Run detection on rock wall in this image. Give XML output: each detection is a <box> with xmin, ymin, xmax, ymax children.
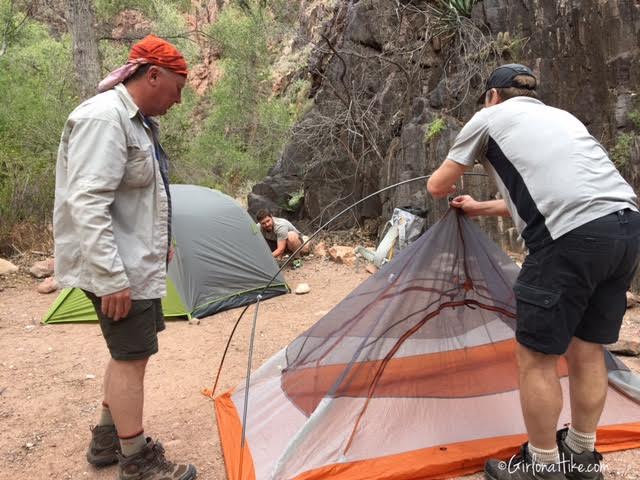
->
<box><xmin>250</xmin><ymin>0</ymin><xmax>640</xmax><ymax>255</ymax></box>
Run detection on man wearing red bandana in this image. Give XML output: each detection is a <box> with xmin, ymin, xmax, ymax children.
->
<box><xmin>54</xmin><ymin>35</ymin><xmax>196</xmax><ymax>480</ymax></box>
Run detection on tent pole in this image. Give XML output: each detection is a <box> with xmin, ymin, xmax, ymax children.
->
<box><xmin>238</xmin><ymin>294</ymin><xmax>262</xmax><ymax>480</ymax></box>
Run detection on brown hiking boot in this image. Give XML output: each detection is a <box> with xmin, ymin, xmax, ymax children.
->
<box><xmin>118</xmin><ymin>438</ymin><xmax>197</xmax><ymax>480</ymax></box>
<box><xmin>485</xmin><ymin>443</ymin><xmax>567</xmax><ymax>480</ymax></box>
<box><xmin>557</xmin><ymin>428</ymin><xmax>605</xmax><ymax>480</ymax></box>
<box><xmin>87</xmin><ymin>424</ymin><xmax>119</xmax><ymax>467</ymax></box>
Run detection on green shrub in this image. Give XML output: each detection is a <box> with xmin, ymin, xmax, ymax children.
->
<box><xmin>424</xmin><ymin>117</ymin><xmax>447</xmax><ymax>143</ymax></box>
<box><xmin>442</xmin><ymin>0</ymin><xmax>478</xmax><ymax>17</ymax></box>
<box><xmin>184</xmin><ymin>4</ymin><xmax>296</xmax><ymax>194</ymax></box>
<box><xmin>629</xmin><ymin>109</ymin><xmax>640</xmax><ymax>130</ymax></box>
<box><xmin>611</xmin><ymin>132</ymin><xmax>635</xmax><ymax>169</ymax></box>
<box><xmin>0</xmin><ymin>20</ymin><xmax>77</xmax><ymax>247</ymax></box>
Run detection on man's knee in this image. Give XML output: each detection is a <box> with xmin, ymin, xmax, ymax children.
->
<box><xmin>286</xmin><ymin>231</ymin><xmax>302</xmax><ymax>250</ymax></box>
<box><xmin>516</xmin><ymin>343</ymin><xmax>559</xmax><ymax>372</ymax></box>
<box><xmin>110</xmin><ymin>357</ymin><xmax>149</xmax><ymax>379</ymax></box>
<box><xmin>565</xmin><ymin>337</ymin><xmax>605</xmax><ymax>370</ymax></box>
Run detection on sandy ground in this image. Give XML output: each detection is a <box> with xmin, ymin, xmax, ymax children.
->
<box><xmin>0</xmin><ymin>256</ymin><xmax>639</xmax><ymax>480</ymax></box>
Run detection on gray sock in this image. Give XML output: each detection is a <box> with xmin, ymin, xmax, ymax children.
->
<box><xmin>566</xmin><ymin>427</ymin><xmax>596</xmax><ymax>453</ymax></box>
<box><xmin>119</xmin><ymin>431</ymin><xmax>146</xmax><ymax>457</ymax></box>
<box><xmin>98</xmin><ymin>402</ymin><xmax>114</xmax><ymax>426</ymax></box>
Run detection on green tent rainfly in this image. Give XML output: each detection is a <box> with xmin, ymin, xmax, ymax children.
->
<box><xmin>43</xmin><ymin>184</ymin><xmax>289</xmax><ymax>324</ymax></box>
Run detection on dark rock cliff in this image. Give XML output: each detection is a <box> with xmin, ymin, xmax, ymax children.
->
<box><xmin>249</xmin><ymin>0</ymin><xmax>640</xmax><ymax>254</ymax></box>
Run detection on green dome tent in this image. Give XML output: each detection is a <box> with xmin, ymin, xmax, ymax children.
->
<box><xmin>43</xmin><ymin>185</ymin><xmax>289</xmax><ymax>324</ymax></box>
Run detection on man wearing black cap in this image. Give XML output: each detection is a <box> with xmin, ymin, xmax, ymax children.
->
<box><xmin>427</xmin><ymin>64</ymin><xmax>640</xmax><ymax>480</ymax></box>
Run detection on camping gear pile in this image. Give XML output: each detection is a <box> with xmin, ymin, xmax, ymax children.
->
<box><xmin>356</xmin><ymin>206</ymin><xmax>427</xmax><ymax>267</ymax></box>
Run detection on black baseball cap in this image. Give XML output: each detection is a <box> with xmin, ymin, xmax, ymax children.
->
<box><xmin>478</xmin><ymin>63</ymin><xmax>537</xmax><ymax>104</ymax></box>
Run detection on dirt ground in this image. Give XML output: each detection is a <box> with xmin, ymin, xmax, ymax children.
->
<box><xmin>0</xmin><ymin>256</ymin><xmax>639</xmax><ymax>480</ymax></box>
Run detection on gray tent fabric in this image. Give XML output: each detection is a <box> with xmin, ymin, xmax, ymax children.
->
<box><xmin>169</xmin><ymin>185</ymin><xmax>288</xmax><ymax>318</ymax></box>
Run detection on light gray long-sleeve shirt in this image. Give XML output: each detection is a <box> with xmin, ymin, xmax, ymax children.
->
<box><xmin>53</xmin><ymin>83</ymin><xmax>170</xmax><ymax>299</ymax></box>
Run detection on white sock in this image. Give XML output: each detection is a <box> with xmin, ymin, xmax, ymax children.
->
<box><xmin>566</xmin><ymin>427</ymin><xmax>596</xmax><ymax>453</ymax></box>
<box><xmin>529</xmin><ymin>443</ymin><xmax>560</xmax><ymax>465</ymax></box>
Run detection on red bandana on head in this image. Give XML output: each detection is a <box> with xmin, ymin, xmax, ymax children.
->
<box><xmin>97</xmin><ymin>35</ymin><xmax>188</xmax><ymax>93</ymax></box>
<box><xmin>128</xmin><ymin>34</ymin><xmax>188</xmax><ymax>76</ymax></box>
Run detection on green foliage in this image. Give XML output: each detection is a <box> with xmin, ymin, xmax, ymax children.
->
<box><xmin>424</xmin><ymin>117</ymin><xmax>447</xmax><ymax>143</ymax></box>
<box><xmin>611</xmin><ymin>133</ymin><xmax>635</xmax><ymax>169</ymax></box>
<box><xmin>493</xmin><ymin>31</ymin><xmax>529</xmax><ymax>63</ymax></box>
<box><xmin>441</xmin><ymin>0</ymin><xmax>478</xmax><ymax>17</ymax></box>
<box><xmin>161</xmin><ymin>85</ymin><xmax>197</xmax><ymax>169</ymax></box>
<box><xmin>0</xmin><ymin>18</ymin><xmax>77</xmax><ymax>245</ymax></box>
<box><xmin>98</xmin><ymin>0</ymin><xmax>199</xmax><ymax>73</ymax></box>
<box><xmin>286</xmin><ymin>189</ymin><xmax>304</xmax><ymax>211</ymax></box>
<box><xmin>629</xmin><ymin>109</ymin><xmax>640</xmax><ymax>130</ymax></box>
<box><xmin>0</xmin><ymin>0</ymin><xmax>307</xmax><ymax>249</ymax></box>
<box><xmin>94</xmin><ymin>0</ymin><xmax>190</xmax><ymax>22</ymax></box>
<box><xmin>427</xmin><ymin>0</ymin><xmax>480</xmax><ymax>38</ymax></box>
<box><xmin>181</xmin><ymin>3</ymin><xmax>296</xmax><ymax>193</ymax></box>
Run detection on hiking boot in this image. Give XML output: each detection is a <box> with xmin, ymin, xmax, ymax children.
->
<box><xmin>87</xmin><ymin>424</ymin><xmax>119</xmax><ymax>467</ymax></box>
<box><xmin>485</xmin><ymin>443</ymin><xmax>567</xmax><ymax>480</ymax></box>
<box><xmin>118</xmin><ymin>438</ymin><xmax>197</xmax><ymax>480</ymax></box>
<box><xmin>557</xmin><ymin>428</ymin><xmax>604</xmax><ymax>480</ymax></box>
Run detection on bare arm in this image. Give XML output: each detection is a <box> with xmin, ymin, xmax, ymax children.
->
<box><xmin>272</xmin><ymin>239</ymin><xmax>287</xmax><ymax>258</ymax></box>
<box><xmin>450</xmin><ymin>195</ymin><xmax>510</xmax><ymax>217</ymax></box>
<box><xmin>427</xmin><ymin>159</ymin><xmax>469</xmax><ymax>198</ymax></box>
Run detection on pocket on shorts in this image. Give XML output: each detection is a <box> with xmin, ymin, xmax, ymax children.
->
<box><xmin>514</xmin><ymin>282</ymin><xmax>560</xmax><ymax>310</ymax></box>
<box><xmin>124</xmin><ymin>299</ymin><xmax>154</xmax><ymax>319</ymax></box>
<box><xmin>514</xmin><ymin>281</ymin><xmax>564</xmax><ymax>353</ymax></box>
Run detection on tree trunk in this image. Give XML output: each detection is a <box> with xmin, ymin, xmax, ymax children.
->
<box><xmin>65</xmin><ymin>0</ymin><xmax>101</xmax><ymax>100</ymax></box>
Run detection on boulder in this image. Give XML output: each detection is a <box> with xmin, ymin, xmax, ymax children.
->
<box><xmin>0</xmin><ymin>259</ymin><xmax>18</xmax><ymax>276</ymax></box>
<box><xmin>608</xmin><ymin>338</ymin><xmax>640</xmax><ymax>357</ymax></box>
<box><xmin>294</xmin><ymin>283</ymin><xmax>311</xmax><ymax>295</ymax></box>
<box><xmin>37</xmin><ymin>277</ymin><xmax>59</xmax><ymax>294</ymax></box>
<box><xmin>29</xmin><ymin>258</ymin><xmax>55</xmax><ymax>278</ymax></box>
<box><xmin>626</xmin><ymin>291</ymin><xmax>639</xmax><ymax>308</ymax></box>
<box><xmin>313</xmin><ymin>241</ymin><xmax>328</xmax><ymax>258</ymax></box>
<box><xmin>328</xmin><ymin>246</ymin><xmax>355</xmax><ymax>267</ymax></box>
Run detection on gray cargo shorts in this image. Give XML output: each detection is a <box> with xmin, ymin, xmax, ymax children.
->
<box><xmin>83</xmin><ymin>290</ymin><xmax>166</xmax><ymax>361</ymax></box>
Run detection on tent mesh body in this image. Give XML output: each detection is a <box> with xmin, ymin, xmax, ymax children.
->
<box><xmin>215</xmin><ymin>210</ymin><xmax>640</xmax><ymax>480</ymax></box>
<box><xmin>43</xmin><ymin>184</ymin><xmax>288</xmax><ymax>323</ymax></box>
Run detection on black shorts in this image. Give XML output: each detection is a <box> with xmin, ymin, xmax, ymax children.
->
<box><xmin>515</xmin><ymin>209</ymin><xmax>640</xmax><ymax>355</ymax></box>
<box><xmin>84</xmin><ymin>291</ymin><xmax>166</xmax><ymax>361</ymax></box>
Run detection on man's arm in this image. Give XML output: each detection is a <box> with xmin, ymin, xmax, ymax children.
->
<box><xmin>66</xmin><ymin>117</ymin><xmax>132</xmax><ymax>320</ymax></box>
<box><xmin>272</xmin><ymin>239</ymin><xmax>287</xmax><ymax>258</ymax></box>
<box><xmin>427</xmin><ymin>159</ymin><xmax>469</xmax><ymax>198</ymax></box>
<box><xmin>450</xmin><ymin>195</ymin><xmax>511</xmax><ymax>217</ymax></box>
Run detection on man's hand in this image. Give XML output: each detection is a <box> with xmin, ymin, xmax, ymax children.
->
<box><xmin>101</xmin><ymin>287</ymin><xmax>132</xmax><ymax>321</ymax></box>
<box><xmin>450</xmin><ymin>196</ymin><xmax>510</xmax><ymax>217</ymax></box>
<box><xmin>450</xmin><ymin>195</ymin><xmax>482</xmax><ymax>216</ymax></box>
